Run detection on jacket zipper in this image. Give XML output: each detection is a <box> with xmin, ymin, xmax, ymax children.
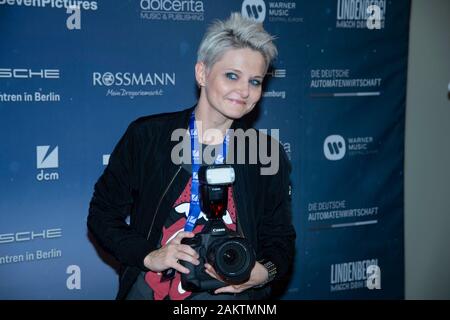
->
<box><xmin>146</xmin><ymin>165</ymin><xmax>182</xmax><ymax>240</ymax></box>
<box><xmin>231</xmin><ymin>186</ymin><xmax>244</xmax><ymax>237</ymax></box>
<box><xmin>120</xmin><ymin>167</ymin><xmax>182</xmax><ymax>287</ymax></box>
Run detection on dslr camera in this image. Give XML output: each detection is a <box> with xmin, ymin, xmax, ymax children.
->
<box><xmin>180</xmin><ymin>165</ymin><xmax>256</xmax><ymax>292</ymax></box>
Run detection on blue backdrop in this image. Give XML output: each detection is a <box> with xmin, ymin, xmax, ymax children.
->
<box><xmin>0</xmin><ymin>0</ymin><xmax>409</xmax><ymax>299</ymax></box>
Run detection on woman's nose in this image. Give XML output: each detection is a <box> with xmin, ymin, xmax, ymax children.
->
<box><xmin>237</xmin><ymin>80</ymin><xmax>250</xmax><ymax>98</ymax></box>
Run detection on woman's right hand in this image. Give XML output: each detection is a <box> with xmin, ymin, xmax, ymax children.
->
<box><xmin>143</xmin><ymin>231</ymin><xmax>200</xmax><ymax>274</ymax></box>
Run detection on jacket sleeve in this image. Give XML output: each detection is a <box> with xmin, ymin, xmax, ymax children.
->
<box><xmin>257</xmin><ymin>144</ymin><xmax>296</xmax><ymax>281</ymax></box>
<box><xmin>87</xmin><ymin>121</ymin><xmax>152</xmax><ymax>271</ymax></box>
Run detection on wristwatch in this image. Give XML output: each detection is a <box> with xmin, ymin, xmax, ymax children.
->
<box><xmin>255</xmin><ymin>259</ymin><xmax>277</xmax><ymax>288</ymax></box>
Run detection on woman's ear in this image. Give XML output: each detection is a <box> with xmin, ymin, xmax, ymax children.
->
<box><xmin>195</xmin><ymin>61</ymin><xmax>206</xmax><ymax>87</ymax></box>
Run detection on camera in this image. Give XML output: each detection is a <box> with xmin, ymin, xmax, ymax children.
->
<box><xmin>180</xmin><ymin>165</ymin><xmax>256</xmax><ymax>292</ymax></box>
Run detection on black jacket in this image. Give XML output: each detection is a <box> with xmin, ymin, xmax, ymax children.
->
<box><xmin>87</xmin><ymin>106</ymin><xmax>296</xmax><ymax>299</ymax></box>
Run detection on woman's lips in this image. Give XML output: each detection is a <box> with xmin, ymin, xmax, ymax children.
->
<box><xmin>227</xmin><ymin>98</ymin><xmax>246</xmax><ymax>105</ymax></box>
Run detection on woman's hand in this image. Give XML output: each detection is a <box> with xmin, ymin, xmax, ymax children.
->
<box><xmin>143</xmin><ymin>231</ymin><xmax>200</xmax><ymax>274</ymax></box>
<box><xmin>204</xmin><ymin>261</ymin><xmax>269</xmax><ymax>294</ymax></box>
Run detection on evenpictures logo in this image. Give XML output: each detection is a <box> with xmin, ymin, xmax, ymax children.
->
<box><xmin>36</xmin><ymin>145</ymin><xmax>59</xmax><ymax>181</ymax></box>
<box><xmin>0</xmin><ymin>0</ymin><xmax>97</xmax><ymax>10</ymax></box>
<box><xmin>0</xmin><ymin>0</ymin><xmax>98</xmax><ymax>29</ymax></box>
<box><xmin>324</xmin><ymin>135</ymin><xmax>346</xmax><ymax>160</ymax></box>
<box><xmin>140</xmin><ymin>0</ymin><xmax>205</xmax><ymax>21</ymax></box>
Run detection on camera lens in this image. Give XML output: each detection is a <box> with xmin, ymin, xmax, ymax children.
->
<box><xmin>219</xmin><ymin>244</ymin><xmax>244</xmax><ymax>273</ymax></box>
<box><xmin>207</xmin><ymin>237</ymin><xmax>255</xmax><ymax>284</ymax></box>
<box><xmin>223</xmin><ymin>248</ymin><xmax>238</xmax><ymax>266</ymax></box>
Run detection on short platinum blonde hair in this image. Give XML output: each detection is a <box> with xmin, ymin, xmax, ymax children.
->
<box><xmin>197</xmin><ymin>13</ymin><xmax>277</xmax><ymax>70</ymax></box>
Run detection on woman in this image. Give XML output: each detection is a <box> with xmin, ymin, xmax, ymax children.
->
<box><xmin>88</xmin><ymin>12</ymin><xmax>296</xmax><ymax>300</ymax></box>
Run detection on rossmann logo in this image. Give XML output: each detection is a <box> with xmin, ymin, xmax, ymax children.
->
<box><xmin>36</xmin><ymin>145</ymin><xmax>59</xmax><ymax>181</ymax></box>
<box><xmin>0</xmin><ymin>68</ymin><xmax>60</xmax><ymax>79</ymax></box>
<box><xmin>92</xmin><ymin>72</ymin><xmax>175</xmax><ymax>87</ymax></box>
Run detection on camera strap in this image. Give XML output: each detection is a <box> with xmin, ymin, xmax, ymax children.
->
<box><xmin>184</xmin><ymin>111</ymin><xmax>230</xmax><ymax>232</ymax></box>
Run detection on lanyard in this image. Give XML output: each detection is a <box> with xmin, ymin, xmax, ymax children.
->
<box><xmin>184</xmin><ymin>111</ymin><xmax>229</xmax><ymax>232</ymax></box>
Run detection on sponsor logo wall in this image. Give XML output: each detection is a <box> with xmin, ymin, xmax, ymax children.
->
<box><xmin>0</xmin><ymin>0</ymin><xmax>409</xmax><ymax>299</ymax></box>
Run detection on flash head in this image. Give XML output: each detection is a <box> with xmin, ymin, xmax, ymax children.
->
<box><xmin>198</xmin><ymin>165</ymin><xmax>235</xmax><ymax>186</ymax></box>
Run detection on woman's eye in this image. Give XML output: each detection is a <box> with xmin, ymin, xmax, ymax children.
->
<box><xmin>225</xmin><ymin>72</ymin><xmax>238</xmax><ymax>80</ymax></box>
<box><xmin>250</xmin><ymin>79</ymin><xmax>262</xmax><ymax>87</ymax></box>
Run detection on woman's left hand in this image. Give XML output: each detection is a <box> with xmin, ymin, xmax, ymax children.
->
<box><xmin>204</xmin><ymin>261</ymin><xmax>269</xmax><ymax>294</ymax></box>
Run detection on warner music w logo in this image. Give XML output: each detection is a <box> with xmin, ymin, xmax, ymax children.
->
<box><xmin>324</xmin><ymin>135</ymin><xmax>346</xmax><ymax>160</ymax></box>
<box><xmin>36</xmin><ymin>146</ymin><xmax>59</xmax><ymax>181</ymax></box>
<box><xmin>242</xmin><ymin>0</ymin><xmax>266</xmax><ymax>23</ymax></box>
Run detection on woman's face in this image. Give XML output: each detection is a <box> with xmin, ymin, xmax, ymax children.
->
<box><xmin>196</xmin><ymin>47</ymin><xmax>266</xmax><ymax>121</ymax></box>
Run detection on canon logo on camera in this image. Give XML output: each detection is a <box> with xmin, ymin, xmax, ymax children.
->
<box><xmin>212</xmin><ymin>228</ymin><xmax>226</xmax><ymax>233</ymax></box>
